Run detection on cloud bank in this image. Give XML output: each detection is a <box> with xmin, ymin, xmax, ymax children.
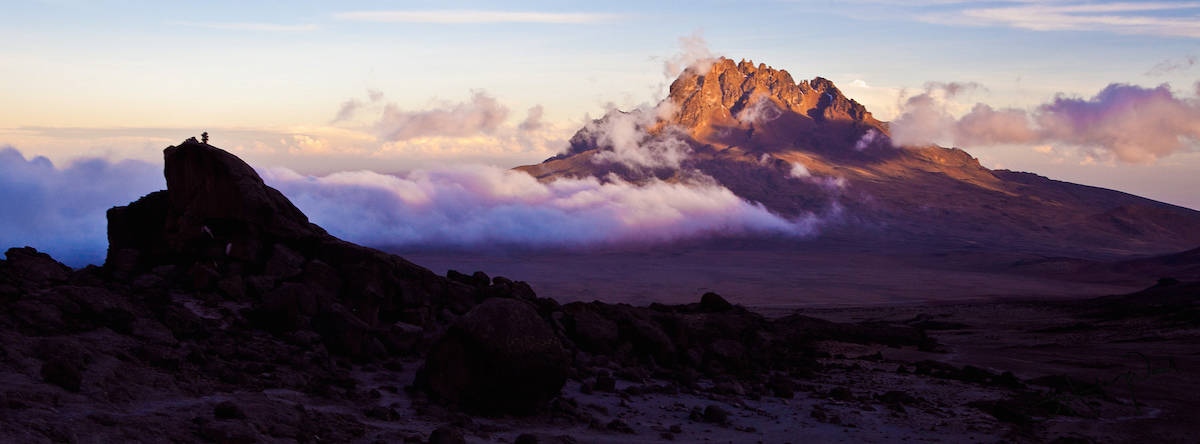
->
<box><xmin>0</xmin><ymin>147</ymin><xmax>163</xmax><ymax>267</ymax></box>
<box><xmin>891</xmin><ymin>82</ymin><xmax>1200</xmax><ymax>163</ymax></box>
<box><xmin>260</xmin><ymin>164</ymin><xmax>813</xmax><ymax>248</ymax></box>
<box><xmin>0</xmin><ymin>146</ymin><xmax>814</xmax><ymax>266</ymax></box>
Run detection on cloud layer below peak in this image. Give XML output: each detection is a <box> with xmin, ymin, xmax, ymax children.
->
<box><xmin>0</xmin><ymin>147</ymin><xmax>163</xmax><ymax>267</ymax></box>
<box><xmin>261</xmin><ymin>164</ymin><xmax>815</xmax><ymax>249</ymax></box>
<box><xmin>0</xmin><ymin>145</ymin><xmax>816</xmax><ymax>267</ymax></box>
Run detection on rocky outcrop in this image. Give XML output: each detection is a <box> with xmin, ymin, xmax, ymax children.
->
<box><xmin>104</xmin><ymin>139</ymin><xmax>487</xmax><ymax>360</ymax></box>
<box><xmin>558</xmin><ymin>295</ymin><xmax>932</xmax><ymax>383</ymax></box>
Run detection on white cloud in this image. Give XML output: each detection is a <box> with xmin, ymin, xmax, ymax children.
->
<box><xmin>663</xmin><ymin>30</ymin><xmax>717</xmax><ymax>78</ymax></box>
<box><xmin>736</xmin><ymin>98</ymin><xmax>785</xmax><ymax>125</ymax></box>
<box><xmin>518</xmin><ymin>105</ymin><xmax>546</xmax><ymax>133</ymax></box>
<box><xmin>333</xmin><ymin>10</ymin><xmax>623</xmax><ymax>24</ymax></box>
<box><xmin>582</xmin><ymin>102</ymin><xmax>693</xmax><ymax>170</ymax></box>
<box><xmin>789</xmin><ymin>162</ymin><xmax>811</xmax><ymax>178</ymax></box>
<box><xmin>854</xmin><ymin>129</ymin><xmax>885</xmax><ymax>151</ymax></box>
<box><xmin>918</xmin><ymin>1</ymin><xmax>1200</xmax><ymax>38</ymax></box>
<box><xmin>261</xmin><ymin>164</ymin><xmax>817</xmax><ymax>248</ymax></box>
<box><xmin>171</xmin><ymin>21</ymin><xmax>319</xmax><ymax>32</ymax></box>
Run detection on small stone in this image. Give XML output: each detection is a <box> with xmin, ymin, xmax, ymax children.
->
<box><xmin>703</xmin><ymin>405</ymin><xmax>730</xmax><ymax>424</ymax></box>
<box><xmin>214</xmin><ymin>400</ymin><xmax>246</xmax><ymax>420</ymax></box>
<box><xmin>40</xmin><ymin>358</ymin><xmax>82</xmax><ymax>392</ymax></box>
<box><xmin>428</xmin><ymin>427</ymin><xmax>466</xmax><ymax>444</ymax></box>
<box><xmin>606</xmin><ymin>419</ymin><xmax>635</xmax><ymax>434</ymax></box>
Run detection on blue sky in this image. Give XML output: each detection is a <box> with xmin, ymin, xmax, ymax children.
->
<box><xmin>2</xmin><ymin>0</ymin><xmax>1199</xmax><ymax>208</ymax></box>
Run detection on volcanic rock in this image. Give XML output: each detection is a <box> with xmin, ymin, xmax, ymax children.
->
<box><xmin>103</xmin><ymin>139</ymin><xmax>476</xmax><ymax>359</ymax></box>
<box><xmin>699</xmin><ymin>292</ymin><xmax>734</xmax><ymax>312</ymax></box>
<box><xmin>418</xmin><ymin>298</ymin><xmax>569</xmax><ymax>415</ymax></box>
<box><xmin>428</xmin><ymin>426</ymin><xmax>467</xmax><ymax>444</ymax></box>
<box><xmin>40</xmin><ymin>356</ymin><xmax>83</xmax><ymax>392</ymax></box>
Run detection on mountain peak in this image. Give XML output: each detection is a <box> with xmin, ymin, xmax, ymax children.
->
<box><xmin>667</xmin><ymin>56</ymin><xmax>884</xmax><ymax>140</ymax></box>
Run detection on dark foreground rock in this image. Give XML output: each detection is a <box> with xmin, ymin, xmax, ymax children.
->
<box><xmin>418</xmin><ymin>298</ymin><xmax>569</xmax><ymax>414</ymax></box>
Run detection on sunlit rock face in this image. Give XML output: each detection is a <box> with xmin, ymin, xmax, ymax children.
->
<box><xmin>667</xmin><ymin>57</ymin><xmax>885</xmax><ymax>143</ymax></box>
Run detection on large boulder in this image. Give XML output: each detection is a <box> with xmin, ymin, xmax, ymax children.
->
<box><xmin>0</xmin><ymin>247</ymin><xmax>71</xmax><ymax>296</ymax></box>
<box><xmin>106</xmin><ymin>139</ymin><xmax>324</xmax><ymax>269</ymax></box>
<box><xmin>419</xmin><ymin>298</ymin><xmax>568</xmax><ymax>415</ymax></box>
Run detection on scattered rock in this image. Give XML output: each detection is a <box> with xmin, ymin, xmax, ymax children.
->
<box><xmin>40</xmin><ymin>357</ymin><xmax>82</xmax><ymax>392</ymax></box>
<box><xmin>213</xmin><ymin>400</ymin><xmax>246</xmax><ymax>420</ymax></box>
<box><xmin>702</xmin><ymin>405</ymin><xmax>730</xmax><ymax>425</ymax></box>
<box><xmin>699</xmin><ymin>292</ymin><xmax>734</xmax><ymax>312</ymax></box>
<box><xmin>606</xmin><ymin>419</ymin><xmax>635</xmax><ymax>434</ymax></box>
<box><xmin>428</xmin><ymin>427</ymin><xmax>466</xmax><ymax>444</ymax></box>
<box><xmin>593</xmin><ymin>370</ymin><xmax>616</xmax><ymax>392</ymax></box>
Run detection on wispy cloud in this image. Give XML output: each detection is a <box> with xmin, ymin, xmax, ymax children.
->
<box><xmin>1147</xmin><ymin>54</ymin><xmax>1197</xmax><ymax>76</ymax></box>
<box><xmin>172</xmin><ymin>21</ymin><xmax>319</xmax><ymax>32</ymax></box>
<box><xmin>915</xmin><ymin>1</ymin><xmax>1200</xmax><ymax>38</ymax></box>
<box><xmin>261</xmin><ymin>164</ymin><xmax>814</xmax><ymax>249</ymax></box>
<box><xmin>332</xmin><ymin>10</ymin><xmax>623</xmax><ymax>24</ymax></box>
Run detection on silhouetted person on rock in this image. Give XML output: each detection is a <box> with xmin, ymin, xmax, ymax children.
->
<box><xmin>201</xmin><ymin>132</ymin><xmax>209</xmax><ymax>144</ymax></box>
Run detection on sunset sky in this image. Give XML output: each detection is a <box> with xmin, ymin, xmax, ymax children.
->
<box><xmin>3</xmin><ymin>0</ymin><xmax>1199</xmax><ymax>208</ymax></box>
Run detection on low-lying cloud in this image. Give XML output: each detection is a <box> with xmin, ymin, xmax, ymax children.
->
<box><xmin>260</xmin><ymin>164</ymin><xmax>815</xmax><ymax>248</ymax></box>
<box><xmin>0</xmin><ymin>144</ymin><xmax>815</xmax><ymax>267</ymax></box>
<box><xmin>576</xmin><ymin>102</ymin><xmax>693</xmax><ymax>170</ymax></box>
<box><xmin>0</xmin><ymin>147</ymin><xmax>163</xmax><ymax>267</ymax></box>
<box><xmin>891</xmin><ymin>82</ymin><xmax>1200</xmax><ymax>163</ymax></box>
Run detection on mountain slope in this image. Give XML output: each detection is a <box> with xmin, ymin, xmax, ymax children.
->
<box><xmin>517</xmin><ymin>57</ymin><xmax>1200</xmax><ymax>257</ymax></box>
